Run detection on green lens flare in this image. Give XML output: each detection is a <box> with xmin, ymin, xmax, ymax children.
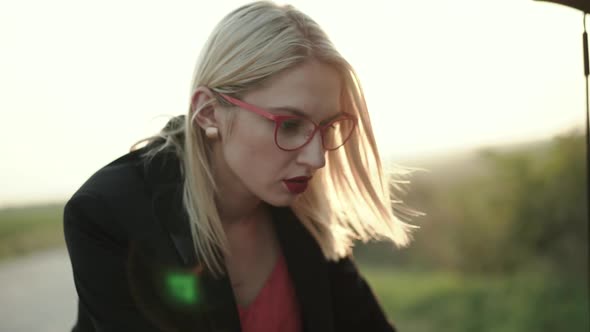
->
<box><xmin>165</xmin><ymin>272</ymin><xmax>199</xmax><ymax>305</ymax></box>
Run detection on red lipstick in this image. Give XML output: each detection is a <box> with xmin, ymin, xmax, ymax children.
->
<box><xmin>283</xmin><ymin>176</ymin><xmax>311</xmax><ymax>194</ymax></box>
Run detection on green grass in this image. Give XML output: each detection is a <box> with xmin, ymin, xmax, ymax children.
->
<box><xmin>0</xmin><ymin>203</ymin><xmax>65</xmax><ymax>260</ymax></box>
<box><xmin>359</xmin><ymin>264</ymin><xmax>589</xmax><ymax>332</ymax></box>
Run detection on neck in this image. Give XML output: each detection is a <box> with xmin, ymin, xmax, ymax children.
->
<box><xmin>220</xmin><ymin>201</ymin><xmax>273</xmax><ymax>259</ymax></box>
<box><xmin>217</xmin><ymin>198</ymin><xmax>267</xmax><ymax>226</ymax></box>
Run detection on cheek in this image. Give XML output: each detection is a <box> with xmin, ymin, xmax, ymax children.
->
<box><xmin>222</xmin><ymin>122</ymin><xmax>291</xmax><ymax>185</ymax></box>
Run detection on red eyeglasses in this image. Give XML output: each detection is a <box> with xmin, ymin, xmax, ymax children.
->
<box><xmin>218</xmin><ymin>93</ymin><xmax>357</xmax><ymax>151</ymax></box>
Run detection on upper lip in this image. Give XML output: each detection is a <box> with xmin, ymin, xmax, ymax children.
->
<box><xmin>284</xmin><ymin>176</ymin><xmax>312</xmax><ymax>182</ymax></box>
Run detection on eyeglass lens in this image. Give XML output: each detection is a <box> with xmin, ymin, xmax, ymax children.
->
<box><xmin>276</xmin><ymin>117</ymin><xmax>355</xmax><ymax>150</ymax></box>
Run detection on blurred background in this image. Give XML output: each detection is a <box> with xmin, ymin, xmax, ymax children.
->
<box><xmin>0</xmin><ymin>0</ymin><xmax>588</xmax><ymax>331</ymax></box>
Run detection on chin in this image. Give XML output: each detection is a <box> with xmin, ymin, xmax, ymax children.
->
<box><xmin>263</xmin><ymin>198</ymin><xmax>295</xmax><ymax>208</ymax></box>
<box><xmin>261</xmin><ymin>193</ymin><xmax>297</xmax><ymax>208</ymax></box>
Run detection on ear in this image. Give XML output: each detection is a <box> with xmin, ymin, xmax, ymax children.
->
<box><xmin>190</xmin><ymin>87</ymin><xmax>221</xmax><ymax>131</ymax></box>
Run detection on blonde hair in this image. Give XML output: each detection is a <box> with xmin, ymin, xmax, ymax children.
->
<box><xmin>134</xmin><ymin>1</ymin><xmax>418</xmax><ymax>277</ymax></box>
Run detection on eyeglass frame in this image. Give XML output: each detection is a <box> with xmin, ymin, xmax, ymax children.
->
<box><xmin>216</xmin><ymin>93</ymin><xmax>357</xmax><ymax>152</ymax></box>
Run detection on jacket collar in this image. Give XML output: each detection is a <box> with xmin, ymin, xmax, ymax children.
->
<box><xmin>141</xmin><ymin>146</ymin><xmax>334</xmax><ymax>332</ymax></box>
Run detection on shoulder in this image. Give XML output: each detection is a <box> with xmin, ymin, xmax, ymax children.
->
<box><xmin>71</xmin><ymin>148</ymin><xmax>148</xmax><ymax>202</ymax></box>
<box><xmin>63</xmin><ymin>148</ymin><xmax>152</xmax><ymax>241</ymax></box>
<box><xmin>64</xmin><ymin>142</ymin><xmax>183</xmax><ymax>233</ymax></box>
<box><xmin>326</xmin><ymin>255</ymin><xmax>397</xmax><ymax>331</ymax></box>
<box><xmin>68</xmin><ymin>141</ymin><xmax>181</xmax><ymax>205</ymax></box>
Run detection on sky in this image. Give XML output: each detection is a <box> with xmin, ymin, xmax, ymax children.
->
<box><xmin>0</xmin><ymin>0</ymin><xmax>585</xmax><ymax>207</ymax></box>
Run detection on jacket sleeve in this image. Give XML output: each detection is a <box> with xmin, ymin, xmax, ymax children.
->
<box><xmin>63</xmin><ymin>191</ymin><xmax>160</xmax><ymax>332</ymax></box>
<box><xmin>328</xmin><ymin>256</ymin><xmax>397</xmax><ymax>332</ymax></box>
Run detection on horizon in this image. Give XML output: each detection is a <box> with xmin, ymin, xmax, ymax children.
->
<box><xmin>2</xmin><ymin>127</ymin><xmax>583</xmax><ymax>209</ymax></box>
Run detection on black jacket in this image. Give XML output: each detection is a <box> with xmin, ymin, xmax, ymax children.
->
<box><xmin>63</xmin><ymin>144</ymin><xmax>396</xmax><ymax>332</ymax></box>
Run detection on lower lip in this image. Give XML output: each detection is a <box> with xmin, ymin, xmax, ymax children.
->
<box><xmin>283</xmin><ymin>180</ymin><xmax>309</xmax><ymax>194</ymax></box>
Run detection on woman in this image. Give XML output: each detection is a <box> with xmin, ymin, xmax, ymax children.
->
<box><xmin>64</xmin><ymin>1</ymin><xmax>416</xmax><ymax>331</ymax></box>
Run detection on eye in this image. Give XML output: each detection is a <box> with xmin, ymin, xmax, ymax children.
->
<box><xmin>280</xmin><ymin>119</ymin><xmax>305</xmax><ymax>132</ymax></box>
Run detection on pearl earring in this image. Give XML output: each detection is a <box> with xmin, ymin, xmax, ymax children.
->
<box><xmin>205</xmin><ymin>127</ymin><xmax>219</xmax><ymax>139</ymax></box>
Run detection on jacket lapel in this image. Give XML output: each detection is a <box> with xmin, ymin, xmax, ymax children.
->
<box><xmin>144</xmin><ymin>149</ymin><xmax>241</xmax><ymax>332</ymax></box>
<box><xmin>271</xmin><ymin>206</ymin><xmax>334</xmax><ymax>332</ymax></box>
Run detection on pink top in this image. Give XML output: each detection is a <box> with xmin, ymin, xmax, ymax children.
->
<box><xmin>236</xmin><ymin>253</ymin><xmax>303</xmax><ymax>332</ymax></box>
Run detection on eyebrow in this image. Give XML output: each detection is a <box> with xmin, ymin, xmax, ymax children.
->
<box><xmin>268</xmin><ymin>106</ymin><xmax>344</xmax><ymax>125</ymax></box>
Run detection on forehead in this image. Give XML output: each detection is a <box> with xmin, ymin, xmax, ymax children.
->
<box><xmin>242</xmin><ymin>60</ymin><xmax>342</xmax><ymax>119</ymax></box>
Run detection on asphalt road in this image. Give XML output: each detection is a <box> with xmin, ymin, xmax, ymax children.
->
<box><xmin>0</xmin><ymin>248</ymin><xmax>77</xmax><ymax>332</ymax></box>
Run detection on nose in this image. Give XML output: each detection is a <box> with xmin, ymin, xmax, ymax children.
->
<box><xmin>296</xmin><ymin>131</ymin><xmax>326</xmax><ymax>170</ymax></box>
